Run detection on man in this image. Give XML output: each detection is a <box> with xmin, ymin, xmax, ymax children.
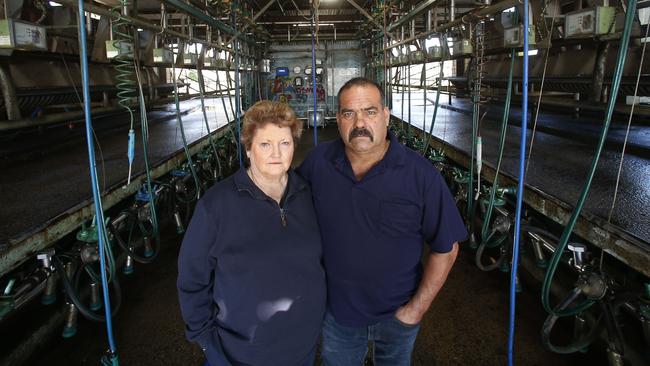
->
<box><xmin>298</xmin><ymin>77</ymin><xmax>467</xmax><ymax>365</ymax></box>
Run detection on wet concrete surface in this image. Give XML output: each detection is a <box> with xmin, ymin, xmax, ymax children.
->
<box><xmin>392</xmin><ymin>92</ymin><xmax>650</xmax><ymax>245</ymax></box>
<box><xmin>27</xmin><ymin>126</ymin><xmax>605</xmax><ymax>366</ymax></box>
<box><xmin>4</xmin><ymin>93</ymin><xmax>648</xmax><ymax>246</ymax></box>
<box><xmin>0</xmin><ymin>97</ymin><xmax>234</xmax><ymax>247</ymax></box>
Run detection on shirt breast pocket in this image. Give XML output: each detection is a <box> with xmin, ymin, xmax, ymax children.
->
<box><xmin>379</xmin><ymin>201</ymin><xmax>421</xmax><ymax>238</ymax></box>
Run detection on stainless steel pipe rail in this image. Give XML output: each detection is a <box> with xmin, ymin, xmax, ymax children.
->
<box><xmin>56</xmin><ymin>0</ymin><xmax>255</xmax><ymax>57</ymax></box>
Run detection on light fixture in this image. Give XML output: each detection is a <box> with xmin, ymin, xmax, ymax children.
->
<box><xmin>516</xmin><ymin>49</ymin><xmax>539</xmax><ymax>56</ymax></box>
<box><xmin>293</xmin><ymin>23</ymin><xmax>335</xmax><ymax>27</ymax></box>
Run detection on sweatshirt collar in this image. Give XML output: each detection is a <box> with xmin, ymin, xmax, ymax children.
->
<box><xmin>233</xmin><ymin>167</ymin><xmax>307</xmax><ymax>200</ymax></box>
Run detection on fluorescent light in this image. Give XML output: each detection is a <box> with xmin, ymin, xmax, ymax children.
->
<box><xmin>294</xmin><ymin>23</ymin><xmax>334</xmax><ymax>27</ymax></box>
<box><xmin>49</xmin><ymin>1</ymin><xmax>63</xmax><ymax>6</ymax></box>
<box><xmin>137</xmin><ymin>28</ymin><xmax>144</xmax><ymax>32</ymax></box>
<box><xmin>84</xmin><ymin>11</ymin><xmax>100</xmax><ymax>20</ymax></box>
<box><xmin>517</xmin><ymin>49</ymin><xmax>538</xmax><ymax>56</ymax></box>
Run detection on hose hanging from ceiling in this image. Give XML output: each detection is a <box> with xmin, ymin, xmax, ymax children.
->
<box><xmin>76</xmin><ymin>0</ymin><xmax>119</xmax><ymax>363</ymax></box>
<box><xmin>171</xmin><ymin>39</ymin><xmax>202</xmax><ymax>201</ymax></box>
<box><xmin>540</xmin><ymin>0</ymin><xmax>638</xmax><ymax>319</ymax></box>
<box><xmin>110</xmin><ymin>0</ymin><xmax>137</xmax><ymax>186</ymax></box>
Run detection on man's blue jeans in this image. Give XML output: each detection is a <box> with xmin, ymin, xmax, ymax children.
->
<box><xmin>322</xmin><ymin>312</ymin><xmax>421</xmax><ymax>366</ymax></box>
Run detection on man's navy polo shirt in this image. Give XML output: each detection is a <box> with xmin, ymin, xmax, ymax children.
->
<box><xmin>298</xmin><ymin>131</ymin><xmax>467</xmax><ymax>327</ymax></box>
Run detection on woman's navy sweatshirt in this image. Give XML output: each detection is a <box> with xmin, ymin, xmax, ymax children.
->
<box><xmin>177</xmin><ymin>168</ymin><xmax>326</xmax><ymax>366</ymax></box>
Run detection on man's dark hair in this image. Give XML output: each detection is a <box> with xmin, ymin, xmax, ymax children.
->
<box><xmin>337</xmin><ymin>77</ymin><xmax>385</xmax><ymax>111</ymax></box>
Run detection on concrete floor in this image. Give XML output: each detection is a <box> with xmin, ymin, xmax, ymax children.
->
<box><xmin>24</xmin><ymin>125</ymin><xmax>607</xmax><ymax>366</ymax></box>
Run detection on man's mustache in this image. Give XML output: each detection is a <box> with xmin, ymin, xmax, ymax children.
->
<box><xmin>349</xmin><ymin>128</ymin><xmax>373</xmax><ymax>141</ymax></box>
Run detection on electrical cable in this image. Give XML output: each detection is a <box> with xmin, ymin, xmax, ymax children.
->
<box><xmin>214</xmin><ymin>52</ymin><xmax>236</xmax><ymax>136</ymax></box>
<box><xmin>422</xmin><ymin>40</ymin><xmax>446</xmax><ymax>156</ymax></box>
<box><xmin>120</xmin><ymin>37</ymin><xmax>162</xmax><ymax>264</ymax></box>
<box><xmin>468</xmin><ymin>61</ymin><xmax>480</xmax><ymax>220</ymax></box>
<box><xmin>76</xmin><ymin>0</ymin><xmax>119</xmax><ymax>362</ymax></box>
<box><xmin>59</xmin><ymin>49</ymin><xmax>107</xmax><ymax>192</ymax></box>
<box><xmin>224</xmin><ymin>52</ymin><xmax>237</xmax><ymax>122</ymax></box>
<box><xmin>401</xmin><ymin>65</ymin><xmax>405</xmax><ymax>125</ymax></box>
<box><xmin>310</xmin><ymin>9</ymin><xmax>319</xmax><ymax>146</ymax></box>
<box><xmin>607</xmin><ymin>11</ymin><xmax>649</xmax><ymax>224</ymax></box>
<box><xmin>480</xmin><ymin>50</ymin><xmax>515</xmax><ymax>247</ymax></box>
<box><xmin>525</xmin><ymin>0</ymin><xmax>557</xmax><ymax>177</ymax></box>
<box><xmin>602</xmin><ymin>10</ymin><xmax>650</xmax><ymax>272</ymax></box>
<box><xmin>171</xmin><ymin>41</ymin><xmax>202</xmax><ymax>201</ymax></box>
<box><xmin>541</xmin><ymin>0</ymin><xmax>637</xmax><ymax>318</ymax></box>
<box><xmin>232</xmin><ymin>9</ymin><xmax>243</xmax><ymax>167</ymax></box>
<box><xmin>195</xmin><ymin>43</ymin><xmax>223</xmax><ymax>179</ymax></box>
<box><xmin>407</xmin><ymin>48</ymin><xmax>412</xmax><ymax>136</ymax></box>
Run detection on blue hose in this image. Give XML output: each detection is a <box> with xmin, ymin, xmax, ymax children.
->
<box><xmin>77</xmin><ymin>0</ymin><xmax>119</xmax><ymax>363</ymax></box>
<box><xmin>310</xmin><ymin>13</ymin><xmax>318</xmax><ymax>146</ymax></box>
<box><xmin>508</xmin><ymin>3</ymin><xmax>529</xmax><ymax>365</ymax></box>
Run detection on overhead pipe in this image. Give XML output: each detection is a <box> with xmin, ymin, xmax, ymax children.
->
<box><xmin>378</xmin><ymin>0</ymin><xmax>520</xmax><ymax>54</ymax></box>
<box><xmin>387</xmin><ymin>0</ymin><xmax>442</xmax><ymax>33</ymax></box>
<box><xmin>54</xmin><ymin>0</ymin><xmax>254</xmax><ymax>57</ymax></box>
<box><xmin>162</xmin><ymin>0</ymin><xmax>256</xmax><ymax>45</ymax></box>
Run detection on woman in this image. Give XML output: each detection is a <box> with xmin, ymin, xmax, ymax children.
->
<box><xmin>177</xmin><ymin>101</ymin><xmax>326</xmax><ymax>366</ymax></box>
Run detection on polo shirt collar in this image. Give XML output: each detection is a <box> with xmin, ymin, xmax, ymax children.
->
<box><xmin>331</xmin><ymin>130</ymin><xmax>407</xmax><ymax>173</ymax></box>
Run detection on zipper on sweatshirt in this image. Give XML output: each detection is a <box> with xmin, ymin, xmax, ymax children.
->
<box><xmin>238</xmin><ymin>187</ymin><xmax>289</xmax><ymax>228</ymax></box>
<box><xmin>280</xmin><ymin>208</ymin><xmax>287</xmax><ymax>227</ymax></box>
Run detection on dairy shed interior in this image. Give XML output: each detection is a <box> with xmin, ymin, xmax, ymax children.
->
<box><xmin>0</xmin><ymin>0</ymin><xmax>649</xmax><ymax>365</ymax></box>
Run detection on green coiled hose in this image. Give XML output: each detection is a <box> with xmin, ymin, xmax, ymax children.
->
<box><xmin>110</xmin><ymin>0</ymin><xmax>135</xmax><ymax>118</ymax></box>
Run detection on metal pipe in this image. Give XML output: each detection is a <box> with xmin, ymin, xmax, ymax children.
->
<box><xmin>388</xmin><ymin>0</ymin><xmax>442</xmax><ymax>33</ymax></box>
<box><xmin>62</xmin><ymin>302</ymin><xmax>78</xmax><ymax>338</ymax></box>
<box><xmin>0</xmin><ymin>64</ymin><xmax>21</xmax><ymax>120</ymax></box>
<box><xmin>55</xmin><ymin>0</ymin><xmax>253</xmax><ymax>56</ymax></box>
<box><xmin>42</xmin><ymin>274</ymin><xmax>57</xmax><ymax>305</ymax></box>
<box><xmin>410</xmin><ymin>5</ymin><xmax>416</xmax><ymax>38</ymax></box>
<box><xmin>378</xmin><ymin>0</ymin><xmax>520</xmax><ymax>53</ymax></box>
<box><xmin>123</xmin><ymin>255</ymin><xmax>134</xmax><ymax>274</ymax></box>
<box><xmin>345</xmin><ymin>0</ymin><xmax>395</xmax><ymax>39</ymax></box>
<box><xmin>451</xmin><ymin>0</ymin><xmax>455</xmax><ymax>21</ymax></box>
<box><xmin>89</xmin><ymin>282</ymin><xmax>102</xmax><ymax>310</ymax></box>
<box><xmin>161</xmin><ymin>0</ymin><xmax>255</xmax><ymax>44</ymax></box>
<box><xmin>591</xmin><ymin>42</ymin><xmax>610</xmax><ymax>102</ymax></box>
